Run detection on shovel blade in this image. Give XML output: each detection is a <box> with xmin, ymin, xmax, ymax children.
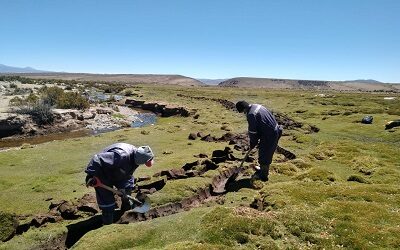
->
<box><xmin>131</xmin><ymin>196</ymin><xmax>151</xmax><ymax>213</ymax></box>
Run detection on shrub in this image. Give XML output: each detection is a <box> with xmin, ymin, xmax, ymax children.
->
<box><xmin>124</xmin><ymin>89</ymin><xmax>133</xmax><ymax>96</ymax></box>
<box><xmin>15</xmin><ymin>101</ymin><xmax>54</xmax><ymax>125</ymax></box>
<box><xmin>57</xmin><ymin>92</ymin><xmax>90</xmax><ymax>109</ymax></box>
<box><xmin>38</xmin><ymin>86</ymin><xmax>89</xmax><ymax>110</ymax></box>
<box><xmin>39</xmin><ymin>86</ymin><xmax>64</xmax><ymax>106</ymax></box>
<box><xmin>9</xmin><ymin>83</ymin><xmax>17</xmax><ymax>88</ymax></box>
<box><xmin>9</xmin><ymin>96</ymin><xmax>24</xmax><ymax>107</ymax></box>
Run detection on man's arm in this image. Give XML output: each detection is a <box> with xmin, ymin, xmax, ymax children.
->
<box><xmin>247</xmin><ymin>114</ymin><xmax>259</xmax><ymax>149</ymax></box>
<box><xmin>85</xmin><ymin>151</ymin><xmax>122</xmax><ymax>179</ymax></box>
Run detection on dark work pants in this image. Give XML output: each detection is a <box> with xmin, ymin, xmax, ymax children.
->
<box><xmin>258</xmin><ymin>127</ymin><xmax>283</xmax><ymax>179</ymax></box>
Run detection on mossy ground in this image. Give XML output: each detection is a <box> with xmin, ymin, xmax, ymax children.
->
<box><xmin>0</xmin><ymin>84</ymin><xmax>399</xmax><ymax>249</ymax></box>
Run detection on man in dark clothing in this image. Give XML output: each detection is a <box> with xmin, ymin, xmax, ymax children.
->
<box><xmin>236</xmin><ymin>101</ymin><xmax>282</xmax><ymax>182</ymax></box>
<box><xmin>85</xmin><ymin>143</ymin><xmax>154</xmax><ymax>224</ymax></box>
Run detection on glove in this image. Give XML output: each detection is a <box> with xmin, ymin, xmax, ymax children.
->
<box><xmin>85</xmin><ymin>176</ymin><xmax>98</xmax><ymax>187</ymax></box>
<box><xmin>118</xmin><ymin>189</ymin><xmax>130</xmax><ymax>199</ymax></box>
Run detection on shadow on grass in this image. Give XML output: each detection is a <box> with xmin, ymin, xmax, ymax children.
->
<box><xmin>225</xmin><ymin>177</ymin><xmax>254</xmax><ymax>192</ymax></box>
<box><xmin>65</xmin><ymin>211</ymin><xmax>124</xmax><ymax>248</ymax></box>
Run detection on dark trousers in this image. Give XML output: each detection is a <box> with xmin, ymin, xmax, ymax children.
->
<box><xmin>258</xmin><ymin>127</ymin><xmax>282</xmax><ymax>165</ymax></box>
<box><xmin>257</xmin><ymin>127</ymin><xmax>283</xmax><ymax>180</ymax></box>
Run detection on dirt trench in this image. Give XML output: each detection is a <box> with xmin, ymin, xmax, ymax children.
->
<box><xmin>9</xmin><ymin>130</ymin><xmax>297</xmax><ymax>248</ymax></box>
<box><xmin>9</xmin><ymin>99</ymin><xmax>301</xmax><ymax>248</ymax></box>
<box><xmin>176</xmin><ymin>94</ymin><xmax>320</xmax><ymax>133</ymax></box>
<box><xmin>9</xmin><ymin>144</ymin><xmax>257</xmax><ymax>249</ymax></box>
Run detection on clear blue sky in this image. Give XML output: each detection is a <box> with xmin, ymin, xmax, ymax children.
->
<box><xmin>1</xmin><ymin>0</ymin><xmax>399</xmax><ymax>82</ymax></box>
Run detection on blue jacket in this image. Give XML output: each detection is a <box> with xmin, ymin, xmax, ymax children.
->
<box><xmin>85</xmin><ymin>143</ymin><xmax>138</xmax><ymax>183</ymax></box>
<box><xmin>247</xmin><ymin>104</ymin><xmax>278</xmax><ymax>148</ymax></box>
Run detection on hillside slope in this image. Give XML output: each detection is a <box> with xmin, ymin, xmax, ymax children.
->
<box><xmin>13</xmin><ymin>73</ymin><xmax>204</xmax><ymax>86</ymax></box>
<box><xmin>219</xmin><ymin>77</ymin><xmax>400</xmax><ymax>92</ymax></box>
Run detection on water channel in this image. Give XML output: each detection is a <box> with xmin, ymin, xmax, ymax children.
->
<box><xmin>0</xmin><ymin>109</ymin><xmax>157</xmax><ymax>150</ymax></box>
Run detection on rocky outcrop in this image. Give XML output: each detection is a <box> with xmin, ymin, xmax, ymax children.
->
<box><xmin>0</xmin><ymin>105</ymin><xmax>135</xmax><ymax>140</ymax></box>
<box><xmin>0</xmin><ymin>114</ymin><xmax>30</xmax><ymax>138</ymax></box>
<box><xmin>125</xmin><ymin>99</ymin><xmax>194</xmax><ymax>117</ymax></box>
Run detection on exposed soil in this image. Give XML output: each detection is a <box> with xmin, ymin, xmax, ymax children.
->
<box><xmin>125</xmin><ymin>99</ymin><xmax>195</xmax><ymax>117</ymax></box>
<box><xmin>8</xmin><ymin>125</ymin><xmax>299</xmax><ymax>248</ymax></box>
<box><xmin>9</xmin><ymin>143</ymin><xmax>259</xmax><ymax>248</ymax></box>
<box><xmin>176</xmin><ymin>94</ymin><xmax>319</xmax><ymax>133</ymax></box>
<box><xmin>5</xmin><ymin>98</ymin><xmax>301</xmax><ymax>248</ymax></box>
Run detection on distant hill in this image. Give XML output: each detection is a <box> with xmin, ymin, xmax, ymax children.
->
<box><xmin>346</xmin><ymin>79</ymin><xmax>383</xmax><ymax>84</ymax></box>
<box><xmin>196</xmin><ymin>78</ymin><xmax>227</xmax><ymax>85</ymax></box>
<box><xmin>219</xmin><ymin>77</ymin><xmax>400</xmax><ymax>92</ymax></box>
<box><xmin>0</xmin><ymin>64</ymin><xmax>47</xmax><ymax>73</ymax></box>
<box><xmin>12</xmin><ymin>73</ymin><xmax>204</xmax><ymax>86</ymax></box>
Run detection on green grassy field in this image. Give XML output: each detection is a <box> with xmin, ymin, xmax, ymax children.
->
<box><xmin>0</xmin><ymin>84</ymin><xmax>399</xmax><ymax>249</ymax></box>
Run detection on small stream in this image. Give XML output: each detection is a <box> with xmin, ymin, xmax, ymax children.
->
<box><xmin>132</xmin><ymin>113</ymin><xmax>157</xmax><ymax>128</ymax></box>
<box><xmin>0</xmin><ymin>111</ymin><xmax>157</xmax><ymax>150</ymax></box>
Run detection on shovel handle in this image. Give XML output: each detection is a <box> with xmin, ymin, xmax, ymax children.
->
<box><xmin>239</xmin><ymin>148</ymin><xmax>253</xmax><ymax>168</ymax></box>
<box><xmin>91</xmin><ymin>177</ymin><xmax>143</xmax><ymax>205</ymax></box>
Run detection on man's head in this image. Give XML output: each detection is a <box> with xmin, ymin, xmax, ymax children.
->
<box><xmin>135</xmin><ymin>146</ymin><xmax>154</xmax><ymax>167</ymax></box>
<box><xmin>236</xmin><ymin>100</ymin><xmax>250</xmax><ymax>113</ymax></box>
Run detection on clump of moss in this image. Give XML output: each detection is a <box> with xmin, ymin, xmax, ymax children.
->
<box><xmin>271</xmin><ymin>162</ymin><xmax>299</xmax><ymax>176</ymax></box>
<box><xmin>351</xmin><ymin>156</ymin><xmax>378</xmax><ymax>175</ymax></box>
<box><xmin>295</xmin><ymin>168</ymin><xmax>336</xmax><ymax>183</ymax></box>
<box><xmin>347</xmin><ymin>175</ymin><xmax>369</xmax><ymax>183</ymax></box>
<box><xmin>310</xmin><ymin>148</ymin><xmax>335</xmax><ymax>161</ymax></box>
<box><xmin>201</xmin><ymin>207</ymin><xmax>282</xmax><ymax>247</ymax></box>
<box><xmin>292</xmin><ymin>133</ymin><xmax>312</xmax><ymax>144</ymax></box>
<box><xmin>291</xmin><ymin>159</ymin><xmax>314</xmax><ymax>170</ymax></box>
<box><xmin>0</xmin><ymin>212</ymin><xmax>18</xmax><ymax>242</ymax></box>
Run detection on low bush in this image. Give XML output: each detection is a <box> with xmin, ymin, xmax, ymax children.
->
<box><xmin>15</xmin><ymin>101</ymin><xmax>54</xmax><ymax>125</ymax></box>
<box><xmin>57</xmin><ymin>92</ymin><xmax>90</xmax><ymax>109</ymax></box>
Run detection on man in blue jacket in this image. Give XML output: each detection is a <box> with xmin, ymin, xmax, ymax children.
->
<box><xmin>236</xmin><ymin>101</ymin><xmax>282</xmax><ymax>182</ymax></box>
<box><xmin>85</xmin><ymin>143</ymin><xmax>154</xmax><ymax>224</ymax></box>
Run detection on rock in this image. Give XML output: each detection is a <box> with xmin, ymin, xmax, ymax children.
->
<box><xmin>125</xmin><ymin>99</ymin><xmax>193</xmax><ymax>117</ymax></box>
<box><xmin>201</xmin><ymin>134</ymin><xmax>214</xmax><ymax>142</ymax></box>
<box><xmin>188</xmin><ymin>133</ymin><xmax>197</xmax><ymax>140</ymax></box>
<box><xmin>82</xmin><ymin>112</ymin><xmax>96</xmax><ymax>120</ymax></box>
<box><xmin>182</xmin><ymin>160</ymin><xmax>200</xmax><ymax>171</ymax></box>
<box><xmin>76</xmin><ymin>193</ymin><xmax>99</xmax><ymax>214</ymax></box>
<box><xmin>52</xmin><ymin>109</ymin><xmax>79</xmax><ymax>120</ymax></box>
<box><xmin>194</xmin><ymin>153</ymin><xmax>208</xmax><ymax>158</ymax></box>
<box><xmin>58</xmin><ymin>201</ymin><xmax>79</xmax><ymax>219</ymax></box>
<box><xmin>96</xmin><ymin>108</ymin><xmax>113</xmax><ymax>115</ymax></box>
<box><xmin>197</xmin><ymin>132</ymin><xmax>205</xmax><ymax>138</ymax></box>
<box><xmin>0</xmin><ymin>114</ymin><xmax>27</xmax><ymax>138</ymax></box>
<box><xmin>136</xmin><ymin>175</ymin><xmax>152</xmax><ymax>182</ymax></box>
<box><xmin>30</xmin><ymin>214</ymin><xmax>59</xmax><ymax>227</ymax></box>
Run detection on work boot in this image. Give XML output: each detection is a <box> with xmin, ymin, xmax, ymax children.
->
<box><xmin>101</xmin><ymin>210</ymin><xmax>114</xmax><ymax>225</ymax></box>
<box><xmin>251</xmin><ymin>164</ymin><xmax>269</xmax><ymax>182</ymax></box>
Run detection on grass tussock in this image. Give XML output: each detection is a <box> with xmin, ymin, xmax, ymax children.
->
<box><xmin>295</xmin><ymin>168</ymin><xmax>336</xmax><ymax>183</ymax></box>
<box><xmin>1</xmin><ymin>85</ymin><xmax>400</xmax><ymax>249</ymax></box>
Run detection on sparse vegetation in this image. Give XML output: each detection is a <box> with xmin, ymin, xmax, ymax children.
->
<box><xmin>0</xmin><ymin>84</ymin><xmax>399</xmax><ymax>249</ymax></box>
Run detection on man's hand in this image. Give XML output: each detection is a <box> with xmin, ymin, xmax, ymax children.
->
<box><xmin>85</xmin><ymin>176</ymin><xmax>98</xmax><ymax>187</ymax></box>
<box><xmin>118</xmin><ymin>189</ymin><xmax>130</xmax><ymax>200</ymax></box>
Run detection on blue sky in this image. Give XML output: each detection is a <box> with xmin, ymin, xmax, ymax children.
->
<box><xmin>1</xmin><ymin>0</ymin><xmax>399</xmax><ymax>82</ymax></box>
